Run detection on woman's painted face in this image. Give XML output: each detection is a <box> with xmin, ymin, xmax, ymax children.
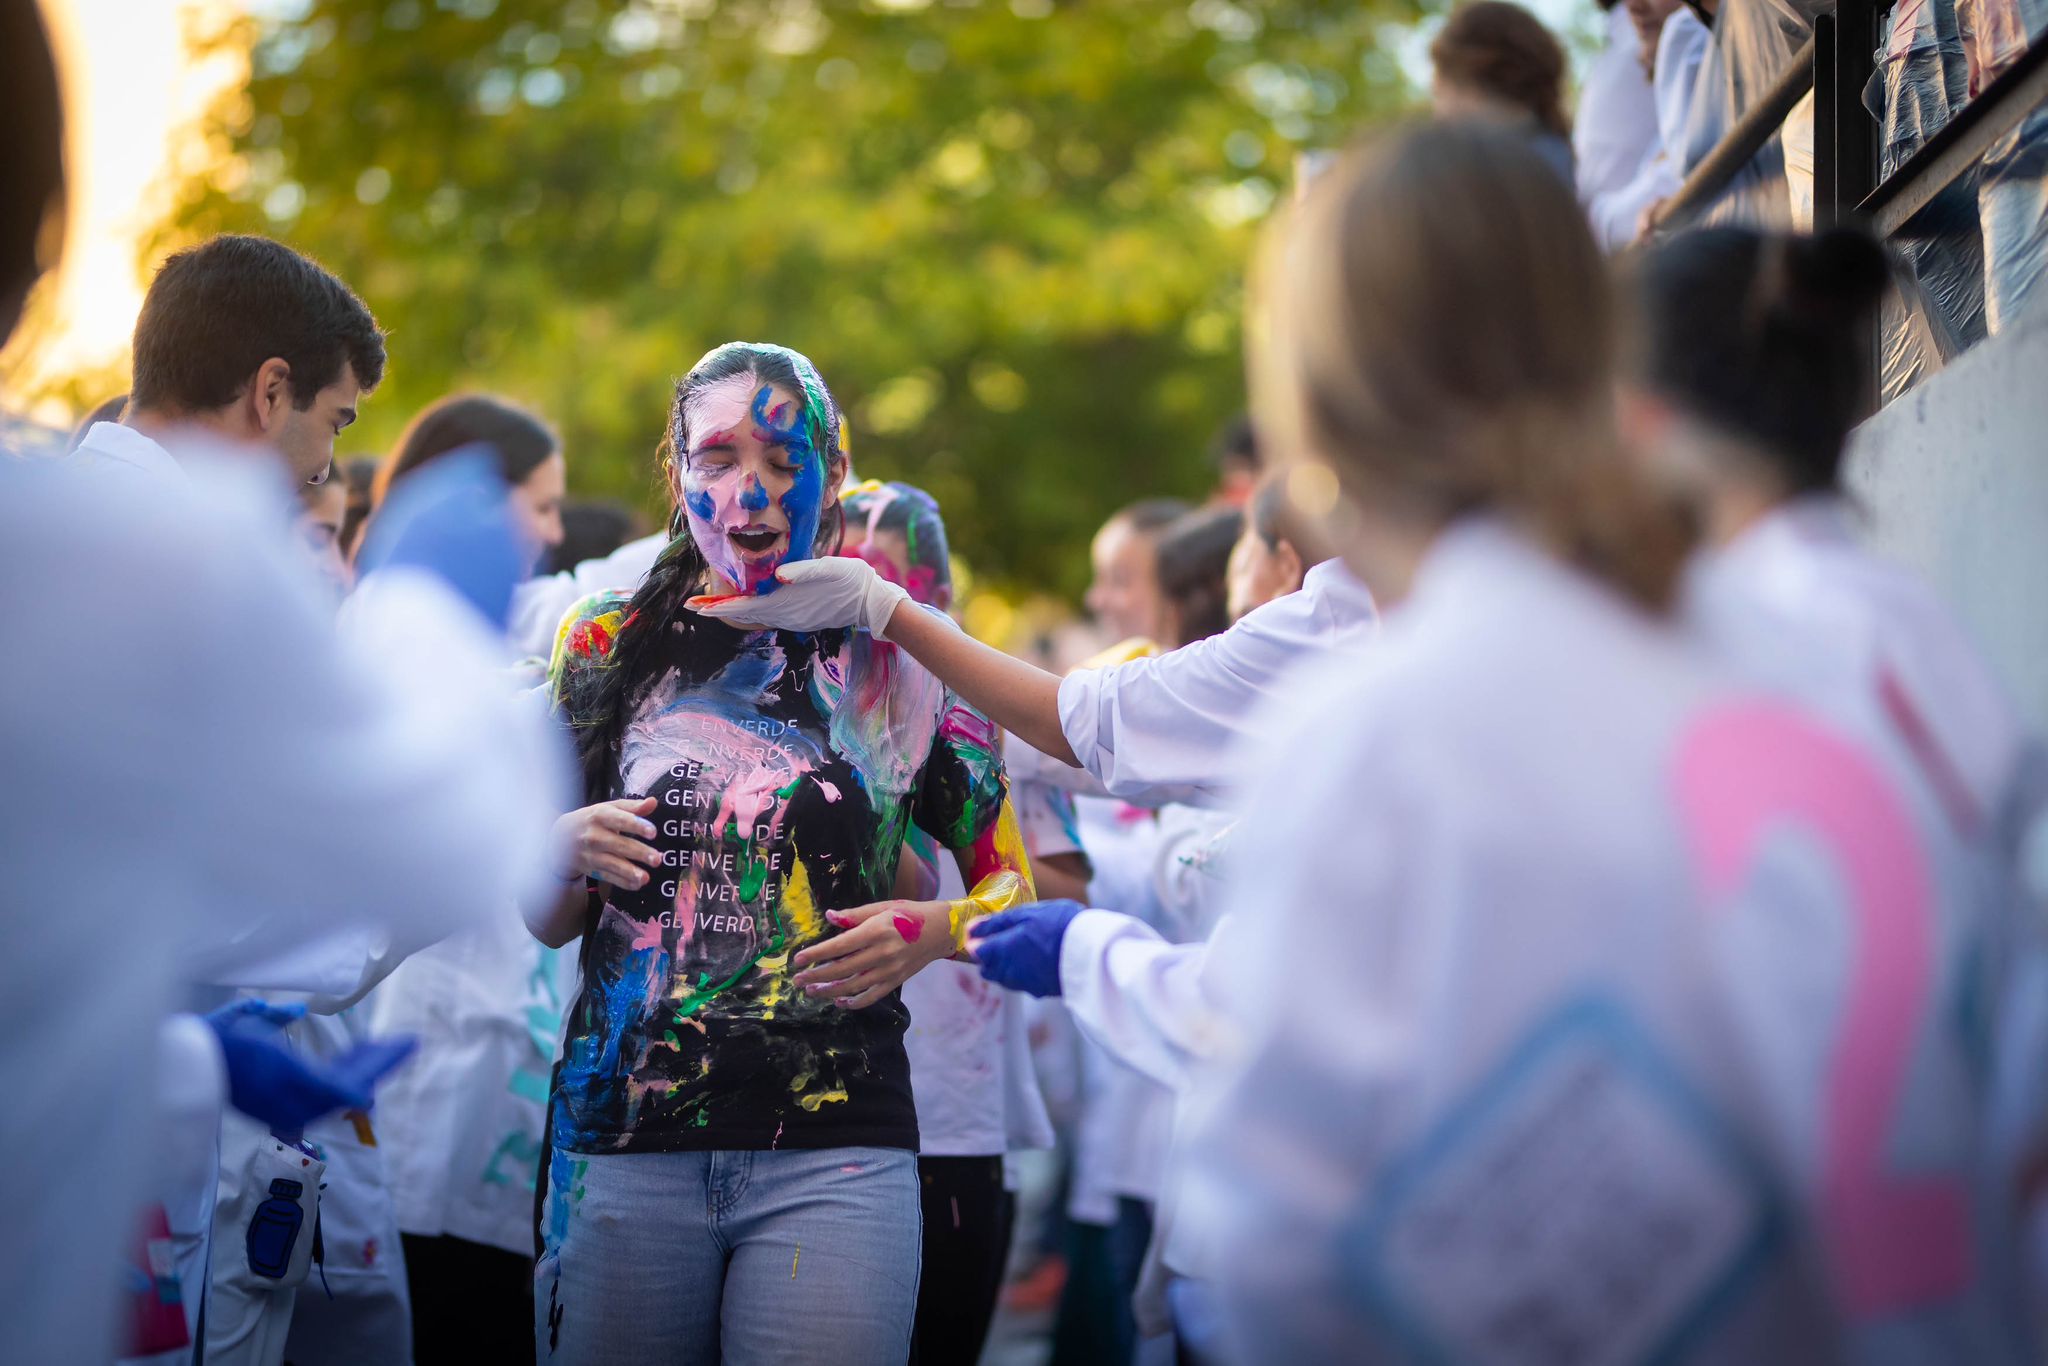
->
<box><xmin>676</xmin><ymin>373</ymin><xmax>833</xmax><ymax>594</ymax></box>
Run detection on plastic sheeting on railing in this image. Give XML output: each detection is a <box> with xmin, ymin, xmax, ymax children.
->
<box><xmin>1681</xmin><ymin>0</ymin><xmax>1814</xmax><ymax>225</ymax></box>
<box><xmin>1876</xmin><ymin>0</ymin><xmax>1991</xmax><ymax>396</ymax></box>
<box><xmin>1963</xmin><ymin>0</ymin><xmax>2048</xmax><ymax>331</ymax></box>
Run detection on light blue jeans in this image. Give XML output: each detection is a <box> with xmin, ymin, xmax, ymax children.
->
<box><xmin>536</xmin><ymin>1147</ymin><xmax>922</xmax><ymax>1365</ymax></box>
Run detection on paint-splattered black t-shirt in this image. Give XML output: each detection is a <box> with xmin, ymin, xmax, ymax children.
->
<box><xmin>547</xmin><ymin>592</ymin><xmax>1006</xmax><ymax>1154</ymax></box>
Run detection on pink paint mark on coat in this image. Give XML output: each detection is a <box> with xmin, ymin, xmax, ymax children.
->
<box><xmin>1674</xmin><ymin>699</ymin><xmax>1967</xmax><ymax>1316</ymax></box>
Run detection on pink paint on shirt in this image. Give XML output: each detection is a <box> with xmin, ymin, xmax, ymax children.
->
<box><xmin>1675</xmin><ymin>699</ymin><xmax>1966</xmax><ymax>1316</ymax></box>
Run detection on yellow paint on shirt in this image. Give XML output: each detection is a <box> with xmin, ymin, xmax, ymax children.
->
<box><xmin>781</xmin><ymin>856</ymin><xmax>823</xmax><ymax>944</ymax></box>
<box><xmin>795</xmin><ymin>1087</ymin><xmax>850</xmax><ymax>1112</ymax></box>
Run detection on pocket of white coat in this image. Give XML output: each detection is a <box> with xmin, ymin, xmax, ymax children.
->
<box><xmin>216</xmin><ymin>1134</ymin><xmax>326</xmax><ymax>1293</ymax></box>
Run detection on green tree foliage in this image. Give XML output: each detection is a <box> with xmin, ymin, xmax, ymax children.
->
<box><xmin>163</xmin><ymin>0</ymin><xmax>1422</xmax><ymax>595</ymax></box>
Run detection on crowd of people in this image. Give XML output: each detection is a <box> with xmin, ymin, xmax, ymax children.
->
<box><xmin>7</xmin><ymin>0</ymin><xmax>2048</xmax><ymax>1363</ymax></box>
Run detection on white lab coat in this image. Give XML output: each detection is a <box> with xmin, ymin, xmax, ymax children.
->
<box><xmin>0</xmin><ymin>448</ymin><xmax>567</xmax><ymax>1364</ymax></box>
<box><xmin>1056</xmin><ymin>560</ymin><xmax>1377</xmax><ymax>809</ymax></box>
<box><xmin>1181</xmin><ymin>518</ymin><xmax>2036</xmax><ymax>1364</ymax></box>
<box><xmin>1069</xmin><ymin>798</ymin><xmax>1181</xmax><ymax>1210</ymax></box>
<box><xmin>365</xmin><ymin>901</ymin><xmax>582</xmax><ymax>1256</ymax></box>
<box><xmin>505</xmin><ymin>531</ymin><xmax>666</xmax><ymax>661</ymax></box>
<box><xmin>1575</xmin><ymin>4</ymin><xmax>1661</xmax><ymax>210</ymax></box>
<box><xmin>206</xmin><ymin>1007</ymin><xmax>414</xmax><ymax>1366</ymax></box>
<box><xmin>1686</xmin><ymin>498</ymin><xmax>2040</xmax><ymax>844</ymax></box>
<box><xmin>276</xmin><ymin>1011</ymin><xmax>415</xmax><ymax>1366</ymax></box>
<box><xmin>1686</xmin><ymin>498</ymin><xmax>2048</xmax><ymax>1247</ymax></box>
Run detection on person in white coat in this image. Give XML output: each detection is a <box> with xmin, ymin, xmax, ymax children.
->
<box><xmin>1622</xmin><ymin>222</ymin><xmax>2048</xmax><ymax>1253</ymax></box>
<box><xmin>1175</xmin><ymin>119</ymin><xmax>2043</xmax><ymax>1365</ymax></box>
<box><xmin>1621</xmin><ymin>224</ymin><xmax>2044</xmax><ymax>864</ymax></box>
<box><xmin>1</xmin><ymin>449</ymin><xmax>566</xmax><ymax>1365</ymax></box>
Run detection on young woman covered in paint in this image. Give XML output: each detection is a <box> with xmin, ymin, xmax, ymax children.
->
<box><xmin>1179</xmin><ymin>121</ymin><xmax>2039</xmax><ymax>1363</ymax></box>
<box><xmin>371</xmin><ymin>393</ymin><xmax>568</xmax><ymax>574</ymax></box>
<box><xmin>527</xmin><ymin>343</ymin><xmax>1034</xmax><ymax>1364</ymax></box>
<box><xmin>831</xmin><ymin>479</ymin><xmax>1079</xmax><ymax>1366</ymax></box>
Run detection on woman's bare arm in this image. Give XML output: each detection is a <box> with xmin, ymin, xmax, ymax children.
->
<box><xmin>882</xmin><ymin>602</ymin><xmax>1077</xmax><ymax>767</ymax></box>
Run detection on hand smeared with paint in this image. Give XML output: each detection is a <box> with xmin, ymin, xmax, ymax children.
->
<box><xmin>687</xmin><ymin>556</ymin><xmax>910</xmax><ymax>636</ymax></box>
<box><xmin>789</xmin><ymin>899</ymin><xmax>957</xmax><ymax>1009</ymax></box>
<box><xmin>203</xmin><ymin>999</ymin><xmax>418</xmax><ymax>1141</ymax></box>
<box><xmin>968</xmin><ymin>900</ymin><xmax>1084</xmax><ymax>998</ymax></box>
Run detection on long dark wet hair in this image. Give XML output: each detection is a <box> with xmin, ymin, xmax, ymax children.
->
<box><xmin>568</xmin><ymin>342</ymin><xmax>848</xmax><ymax>801</ymax></box>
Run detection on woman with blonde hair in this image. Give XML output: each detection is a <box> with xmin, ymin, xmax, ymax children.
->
<box><xmin>1178</xmin><ymin>120</ymin><xmax>2029</xmax><ymax>1363</ymax></box>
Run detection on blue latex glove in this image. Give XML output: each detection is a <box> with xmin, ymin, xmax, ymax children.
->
<box><xmin>203</xmin><ymin>999</ymin><xmax>419</xmax><ymax>1141</ymax></box>
<box><xmin>353</xmin><ymin>447</ymin><xmax>524</xmax><ymax>631</ymax></box>
<box><xmin>969</xmin><ymin>900</ymin><xmax>1084</xmax><ymax>998</ymax></box>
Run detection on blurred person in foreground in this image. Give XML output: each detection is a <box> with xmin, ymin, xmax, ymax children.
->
<box><xmin>1180</xmin><ymin>120</ymin><xmax>2039</xmax><ymax>1363</ymax></box>
<box><xmin>1</xmin><ymin>12</ymin><xmax>564</xmax><ymax>1359</ymax></box>
<box><xmin>1429</xmin><ymin>1</ymin><xmax>1577</xmax><ymax>184</ymax></box>
<box><xmin>1623</xmin><ymin>226</ymin><xmax>2043</xmax><ymax>857</ymax></box>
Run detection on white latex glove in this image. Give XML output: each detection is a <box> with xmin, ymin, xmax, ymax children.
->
<box><xmin>686</xmin><ymin>556</ymin><xmax>911</xmax><ymax>635</ymax></box>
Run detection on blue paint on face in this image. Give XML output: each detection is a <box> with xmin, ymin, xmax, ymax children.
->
<box><xmin>739</xmin><ymin>476</ymin><xmax>770</xmax><ymax>513</ymax></box>
<box><xmin>685</xmin><ymin>488</ymin><xmax>717</xmax><ymax>524</ymax></box>
<box><xmin>750</xmin><ymin>384</ymin><xmax>826</xmax><ymax>597</ymax></box>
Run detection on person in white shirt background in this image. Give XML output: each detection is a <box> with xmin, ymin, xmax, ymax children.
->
<box><xmin>1428</xmin><ymin>1</ymin><xmax>1578</xmax><ymax>186</ymax></box>
<box><xmin>1575</xmin><ymin>0</ymin><xmax>1661</xmax><ymax>215</ymax></box>
<box><xmin>1619</xmin><ymin>222</ymin><xmax>2048</xmax><ymax>1256</ymax></box>
<box><xmin>1619</xmin><ymin>224</ymin><xmax>2043</xmax><ymax>857</ymax></box>
<box><xmin>1598</xmin><ymin>0</ymin><xmax>1714</xmax><ymax>246</ymax></box>
<box><xmin>1084</xmin><ymin>497</ymin><xmax>1193</xmax><ymax>650</ymax></box>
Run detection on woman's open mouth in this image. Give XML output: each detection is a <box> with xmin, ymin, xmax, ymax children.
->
<box><xmin>728</xmin><ymin>526</ymin><xmax>782</xmax><ymax>556</ymax></box>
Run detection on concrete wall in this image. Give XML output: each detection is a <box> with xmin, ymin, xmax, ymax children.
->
<box><xmin>1846</xmin><ymin>308</ymin><xmax>2048</xmax><ymax>731</ymax></box>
